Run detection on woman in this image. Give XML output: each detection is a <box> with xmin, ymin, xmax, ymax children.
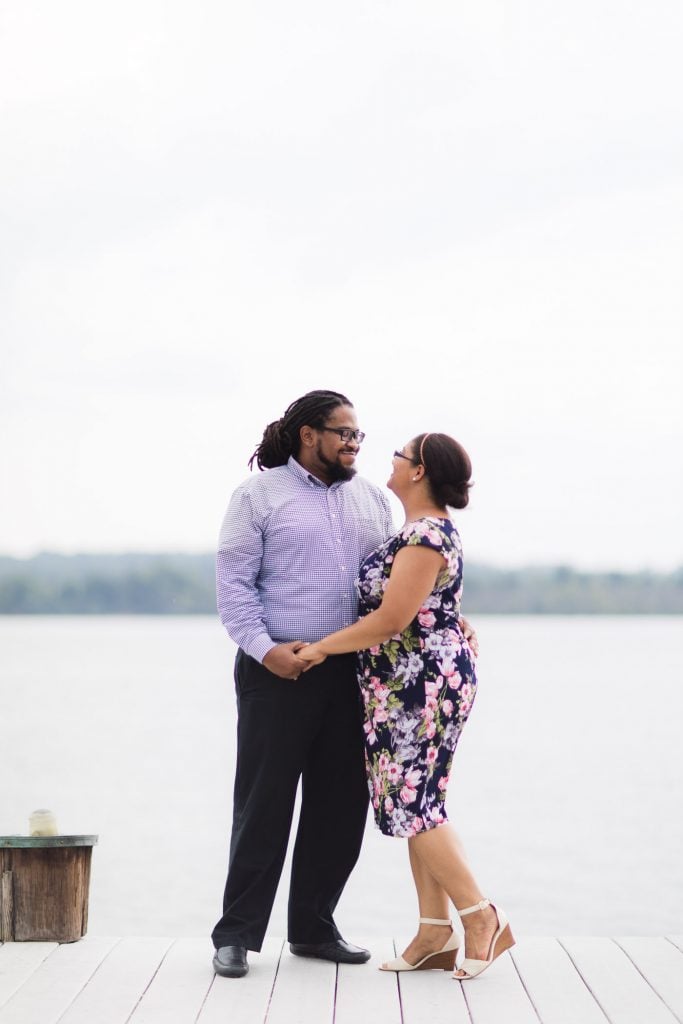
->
<box><xmin>298</xmin><ymin>432</ymin><xmax>514</xmax><ymax>980</ymax></box>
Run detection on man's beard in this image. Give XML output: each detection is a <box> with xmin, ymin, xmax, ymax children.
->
<box><xmin>317</xmin><ymin>444</ymin><xmax>357</xmax><ymax>482</ymax></box>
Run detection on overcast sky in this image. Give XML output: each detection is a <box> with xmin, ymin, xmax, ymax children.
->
<box><xmin>1</xmin><ymin>1</ymin><xmax>681</xmax><ymax>570</ymax></box>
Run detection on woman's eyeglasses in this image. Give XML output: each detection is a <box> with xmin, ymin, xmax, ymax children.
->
<box><xmin>394</xmin><ymin>450</ymin><xmax>419</xmax><ymax>464</ymax></box>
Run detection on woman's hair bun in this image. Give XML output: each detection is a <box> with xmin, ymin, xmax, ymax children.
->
<box><xmin>434</xmin><ymin>479</ymin><xmax>470</xmax><ymax>509</ymax></box>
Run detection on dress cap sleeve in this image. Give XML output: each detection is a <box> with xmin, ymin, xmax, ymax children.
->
<box><xmin>400</xmin><ymin>518</ymin><xmax>451</xmax><ymax>555</ymax></box>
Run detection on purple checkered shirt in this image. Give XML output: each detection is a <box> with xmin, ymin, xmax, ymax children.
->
<box><xmin>217</xmin><ymin>456</ymin><xmax>394</xmax><ymax>662</ymax></box>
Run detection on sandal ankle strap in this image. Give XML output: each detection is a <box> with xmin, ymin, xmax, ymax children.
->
<box><xmin>457</xmin><ymin>898</ymin><xmax>491</xmax><ymax>918</ymax></box>
<box><xmin>419</xmin><ymin>916</ymin><xmax>452</xmax><ymax>926</ymax></box>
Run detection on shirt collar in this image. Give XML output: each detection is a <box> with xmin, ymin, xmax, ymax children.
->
<box><xmin>287</xmin><ymin>455</ymin><xmax>326</xmax><ymax>488</ymax></box>
<box><xmin>287</xmin><ymin>455</ymin><xmax>346</xmax><ymax>490</ymax></box>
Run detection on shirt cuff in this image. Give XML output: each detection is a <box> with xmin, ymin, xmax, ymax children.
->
<box><xmin>245</xmin><ymin>634</ymin><xmax>278</xmax><ymax>664</ymax></box>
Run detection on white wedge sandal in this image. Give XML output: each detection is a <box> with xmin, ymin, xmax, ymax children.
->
<box><xmin>379</xmin><ymin>917</ymin><xmax>461</xmax><ymax>972</ymax></box>
<box><xmin>453</xmin><ymin>898</ymin><xmax>515</xmax><ymax>980</ymax></box>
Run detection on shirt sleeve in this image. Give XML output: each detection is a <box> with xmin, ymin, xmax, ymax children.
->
<box><xmin>216</xmin><ymin>483</ymin><xmax>277</xmax><ymax>663</ymax></box>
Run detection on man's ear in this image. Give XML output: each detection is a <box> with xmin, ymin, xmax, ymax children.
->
<box><xmin>299</xmin><ymin>424</ymin><xmax>315</xmax><ymax>448</ymax></box>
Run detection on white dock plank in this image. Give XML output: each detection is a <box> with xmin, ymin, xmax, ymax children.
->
<box><xmin>335</xmin><ymin>937</ymin><xmax>402</xmax><ymax>1024</ymax></box>
<box><xmin>392</xmin><ymin>931</ymin><xmax>470</xmax><ymax>1024</ymax></box>
<box><xmin>458</xmin><ymin>947</ymin><xmax>539</xmax><ymax>1024</ymax></box>
<box><xmin>265</xmin><ymin>944</ymin><xmax>336</xmax><ymax>1024</ymax></box>
<box><xmin>615</xmin><ymin>937</ymin><xmax>683</xmax><ymax>1022</ymax></box>
<box><xmin>510</xmin><ymin>937</ymin><xmax>608</xmax><ymax>1024</ymax></box>
<box><xmin>128</xmin><ymin>938</ymin><xmax>213</xmax><ymax>1024</ymax></box>
<box><xmin>56</xmin><ymin>937</ymin><xmax>172</xmax><ymax>1024</ymax></box>
<box><xmin>198</xmin><ymin>937</ymin><xmax>283</xmax><ymax>1024</ymax></box>
<box><xmin>0</xmin><ymin>937</ymin><xmax>117</xmax><ymax>1024</ymax></box>
<box><xmin>561</xmin><ymin>937</ymin><xmax>679</xmax><ymax>1024</ymax></box>
<box><xmin>0</xmin><ymin>943</ymin><xmax>58</xmax><ymax>1010</ymax></box>
<box><xmin>1</xmin><ymin>934</ymin><xmax>679</xmax><ymax>1024</ymax></box>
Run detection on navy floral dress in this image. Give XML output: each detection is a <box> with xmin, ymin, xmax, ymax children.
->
<box><xmin>356</xmin><ymin>517</ymin><xmax>477</xmax><ymax>838</ymax></box>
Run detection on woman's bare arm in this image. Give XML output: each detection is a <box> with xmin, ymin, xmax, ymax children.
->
<box><xmin>300</xmin><ymin>545</ymin><xmax>444</xmax><ymax>661</ymax></box>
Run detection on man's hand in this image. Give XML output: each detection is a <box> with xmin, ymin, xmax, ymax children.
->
<box><xmin>262</xmin><ymin>642</ymin><xmax>308</xmax><ymax>680</ymax></box>
<box><xmin>458</xmin><ymin>615</ymin><xmax>479</xmax><ymax>658</ymax></box>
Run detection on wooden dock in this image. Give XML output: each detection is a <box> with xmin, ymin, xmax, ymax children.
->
<box><xmin>1</xmin><ymin>935</ymin><xmax>682</xmax><ymax>1023</ymax></box>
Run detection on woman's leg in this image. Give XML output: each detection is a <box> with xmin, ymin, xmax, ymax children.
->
<box><xmin>409</xmin><ymin>824</ymin><xmax>500</xmax><ymax>968</ymax></box>
<box><xmin>392</xmin><ymin>840</ymin><xmax>453</xmax><ymax>965</ymax></box>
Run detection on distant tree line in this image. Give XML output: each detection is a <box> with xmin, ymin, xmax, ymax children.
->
<box><xmin>464</xmin><ymin>564</ymin><xmax>683</xmax><ymax>613</ymax></box>
<box><xmin>0</xmin><ymin>553</ymin><xmax>681</xmax><ymax>614</ymax></box>
<box><xmin>0</xmin><ymin>554</ymin><xmax>215</xmax><ymax>614</ymax></box>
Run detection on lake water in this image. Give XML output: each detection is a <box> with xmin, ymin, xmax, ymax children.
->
<box><xmin>2</xmin><ymin>615</ymin><xmax>682</xmax><ymax>939</ymax></box>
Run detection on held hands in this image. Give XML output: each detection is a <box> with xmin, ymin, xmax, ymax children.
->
<box><xmin>458</xmin><ymin>615</ymin><xmax>479</xmax><ymax>658</ymax></box>
<box><xmin>297</xmin><ymin>643</ymin><xmax>328</xmax><ymax>671</ymax></box>
<box><xmin>262</xmin><ymin>641</ymin><xmax>309</xmax><ymax>680</ymax></box>
<box><xmin>264</xmin><ymin>622</ymin><xmax>473</xmax><ymax>678</ymax></box>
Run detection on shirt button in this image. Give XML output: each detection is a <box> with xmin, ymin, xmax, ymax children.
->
<box><xmin>340</xmin><ymin>566</ymin><xmax>346</xmax><ymax>571</ymax></box>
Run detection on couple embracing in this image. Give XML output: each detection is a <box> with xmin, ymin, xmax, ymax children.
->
<box><xmin>211</xmin><ymin>389</ymin><xmax>513</xmax><ymax>983</ymax></box>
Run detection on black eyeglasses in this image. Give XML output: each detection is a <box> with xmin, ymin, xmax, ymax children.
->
<box><xmin>320</xmin><ymin>427</ymin><xmax>366</xmax><ymax>443</ymax></box>
<box><xmin>394</xmin><ymin>450</ymin><xmax>419</xmax><ymax>463</ymax></box>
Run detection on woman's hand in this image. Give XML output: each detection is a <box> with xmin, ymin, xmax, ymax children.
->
<box><xmin>459</xmin><ymin>615</ymin><xmax>479</xmax><ymax>658</ymax></box>
<box><xmin>297</xmin><ymin>643</ymin><xmax>328</xmax><ymax>670</ymax></box>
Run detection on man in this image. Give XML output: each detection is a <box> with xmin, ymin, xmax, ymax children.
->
<box><xmin>211</xmin><ymin>389</ymin><xmax>393</xmax><ymax>977</ymax></box>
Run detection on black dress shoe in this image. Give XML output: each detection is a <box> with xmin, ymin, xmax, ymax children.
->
<box><xmin>213</xmin><ymin>945</ymin><xmax>249</xmax><ymax>977</ymax></box>
<box><xmin>289</xmin><ymin>939</ymin><xmax>371</xmax><ymax>964</ymax></box>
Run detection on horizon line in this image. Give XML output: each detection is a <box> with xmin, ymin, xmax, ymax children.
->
<box><xmin>0</xmin><ymin>549</ymin><xmax>680</xmax><ymax>576</ymax></box>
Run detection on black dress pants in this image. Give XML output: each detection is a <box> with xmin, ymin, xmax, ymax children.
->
<box><xmin>211</xmin><ymin>649</ymin><xmax>369</xmax><ymax>953</ymax></box>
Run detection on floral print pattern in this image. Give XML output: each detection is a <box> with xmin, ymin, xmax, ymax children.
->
<box><xmin>356</xmin><ymin>517</ymin><xmax>477</xmax><ymax>838</ymax></box>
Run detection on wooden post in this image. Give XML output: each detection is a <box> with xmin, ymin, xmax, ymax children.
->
<box><xmin>1</xmin><ymin>869</ymin><xmax>13</xmax><ymax>940</ymax></box>
<box><xmin>0</xmin><ymin>836</ymin><xmax>97</xmax><ymax>943</ymax></box>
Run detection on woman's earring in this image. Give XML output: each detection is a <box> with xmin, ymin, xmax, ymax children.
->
<box><xmin>412</xmin><ymin>476</ymin><xmax>419</xmax><ymax>482</ymax></box>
